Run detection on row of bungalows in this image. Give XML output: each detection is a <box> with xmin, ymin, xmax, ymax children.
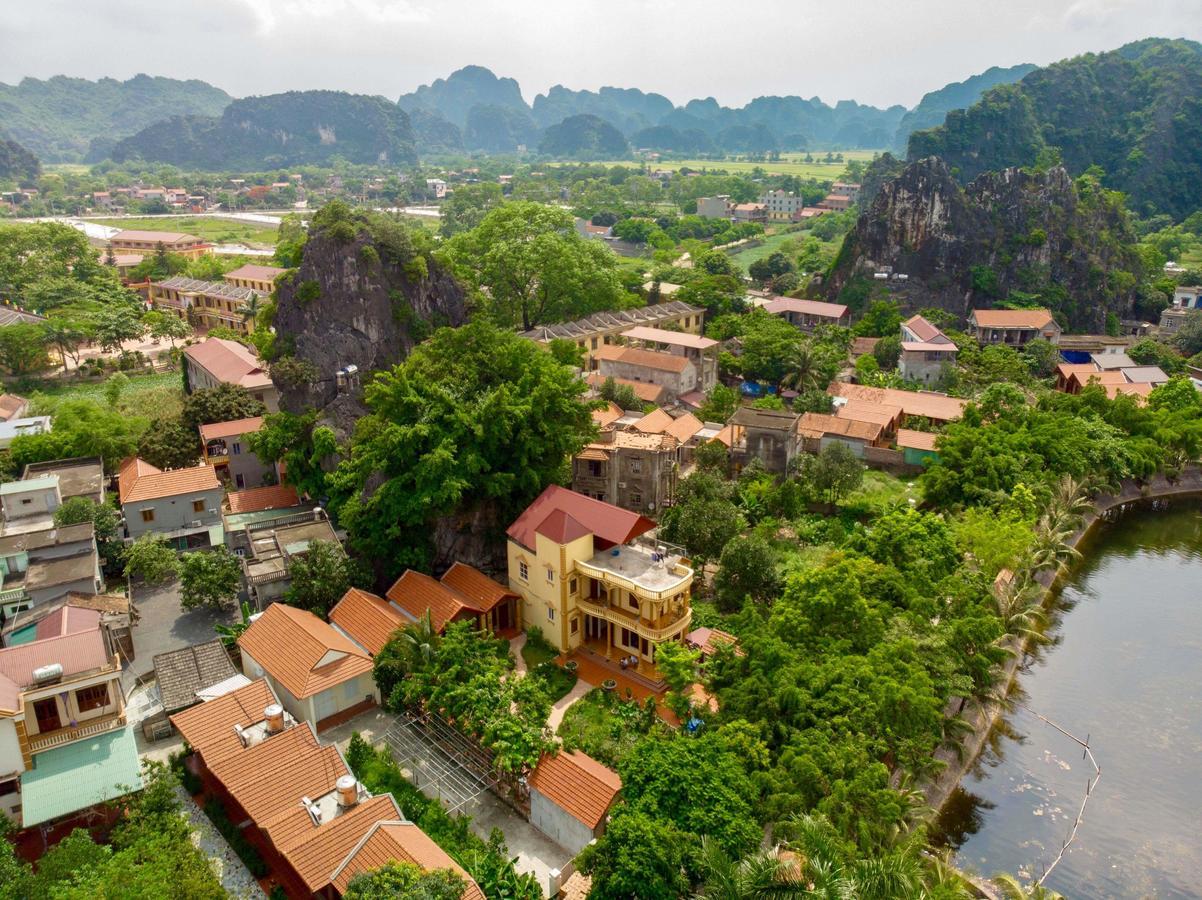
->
<box><xmin>967</xmin><ymin>308</ymin><xmax>1061</xmax><ymax>346</ymax></box>
<box><xmin>760</xmin><ymin>296</ymin><xmax>851</xmax><ymax>331</ymax></box>
<box><xmin>170</xmin><ymin>678</ymin><xmax>486</xmax><ymax>898</ymax></box>
<box><xmin>108</xmin><ymin>229</ymin><xmax>211</xmax><ymax>260</ymax></box>
<box><xmin>150</xmin><ymin>264</ymin><xmax>286</xmax><ymax>337</ymax></box>
<box><xmin>1054</xmin><ymin>352</ymin><xmax>1170</xmax><ymax>400</ymax></box>
<box><xmin>573</xmin><ymin>403</ymin><xmax>722</xmax><ymax>514</ymax></box>
<box><xmin>522</xmin><ymin>301</ymin><xmax>705</xmax><ymax>366</ymax></box>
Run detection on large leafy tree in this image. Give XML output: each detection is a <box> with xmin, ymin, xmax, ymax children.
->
<box><xmin>329</xmin><ymin>321</ymin><xmax>596</xmax><ymax>574</ymax></box>
<box><xmin>444</xmin><ymin>201</ymin><xmax>628</xmax><ymax>330</ymax></box>
<box><xmin>343</xmin><ymin>862</ymin><xmax>465</xmax><ymax>900</ymax></box>
<box><xmin>54</xmin><ymin>496</ymin><xmax>123</xmax><ymax>571</ymax></box>
<box><xmin>247</xmin><ymin>410</ymin><xmax>337</xmax><ymax>500</ymax></box>
<box><xmin>122</xmin><ymin>534</ymin><xmax>180</xmax><ymax>585</ymax></box>
<box><xmin>659</xmin><ymin>472</ymin><xmax>745</xmax><ymax>562</ymax></box>
<box><xmin>179</xmin><ymin>547</ymin><xmax>241</xmax><ymax>611</ymax></box>
<box><xmin>583</xmin><ymin>808</ymin><xmax>694</xmax><ymax>900</ymax></box>
<box><xmin>0</xmin><ymin>322</ymin><xmax>49</xmax><ymax>375</ymax></box>
<box><xmin>181</xmin><ymin>383</ymin><xmax>267</xmax><ymax>429</ymax></box>
<box><xmin>11</xmin><ymin>400</ymin><xmax>145</xmax><ymax>472</ymax></box>
<box><xmin>137</xmin><ymin>419</ymin><xmax>202</xmax><ymax>471</ymax></box>
<box><xmin>439</xmin><ymin>182</ymin><xmax>504</xmax><ymax>238</ymax></box>
<box><xmin>285</xmin><ymin>539</ymin><xmax>353</xmax><ymax>616</ymax></box>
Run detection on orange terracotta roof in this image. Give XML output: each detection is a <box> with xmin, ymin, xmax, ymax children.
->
<box><xmin>269</xmin><ymin>794</ymin><xmax>402</xmax><ymax>893</ymax></box>
<box><xmin>199</xmin><ymin>416</ymin><xmax>264</xmax><ymax>442</ymax></box>
<box><xmin>506</xmin><ymin>484</ymin><xmax>656</xmax><ymax>551</ymax></box>
<box><xmin>385</xmin><ymin>571</ymin><xmax>478</xmax><ymax>633</ymax></box>
<box><xmin>329</xmin><ymin>588</ymin><xmax>405</xmax><ymax>656</ymax></box>
<box><xmin>237</xmin><ymin>604</ymin><xmax>373</xmax><ymax>700</ymax></box>
<box><xmin>592</xmin><ymin>401</ymin><xmax>623</xmax><ymax>427</ymax></box>
<box><xmin>620</xmin><ymin>326</ymin><xmax>717</xmax><ymax>350</ymax></box>
<box><xmin>118</xmin><ymin>457</ymin><xmax>219</xmax><ymax>504</ymax></box>
<box><xmin>850</xmin><ymin>337</ymin><xmax>880</xmax><ymax>357</ymax></box>
<box><xmin>595</xmin><ymin>345</ymin><xmax>691</xmax><ymax>373</ymax></box>
<box><xmin>895</xmin><ymin>428</ymin><xmax>939</xmax><ymax>452</ymax></box>
<box><xmin>712</xmin><ymin>424</ymin><xmax>734</xmax><ymax>447</ymax></box>
<box><xmin>798</xmin><ymin>412</ymin><xmax>883</xmax><ymax>442</ymax></box>
<box><xmin>439</xmin><ymin>562</ymin><xmax>516</xmax><ymax>615</ymax></box>
<box><xmin>183</xmin><ymin>338</ymin><xmax>273</xmax><ymax>391</ymax></box>
<box><xmin>666</xmin><ymin>412</ymin><xmax>704</xmax><ymax>443</ymax></box>
<box><xmin>834</xmin><ymin>399</ymin><xmax>903</xmax><ymax>428</ymax></box>
<box><xmin>902</xmin><ymin>314</ymin><xmax>947</xmax><ymax>343</ymax></box>
<box><xmin>169</xmin><ymin>679</ymin><xmax>278</xmax><ymax>765</ymax></box>
<box><xmin>686</xmin><ymin>626</ymin><xmax>744</xmax><ymax>657</ymax></box>
<box><xmin>529</xmin><ymin>749</ymin><xmax>621</xmax><ymax>829</ymax></box>
<box><xmin>226</xmin><ymin>484</ymin><xmax>302</xmax><ymax>514</ymax></box>
<box><xmin>827</xmin><ymin>382</ymin><xmax>965</xmax><ymax>422</ymax></box>
<box><xmin>630</xmin><ymin>408</ymin><xmax>673</xmax><ymax>434</ymax></box>
<box><xmin>209</xmin><ymin>723</ymin><xmax>347</xmax><ymax>824</ymax></box>
<box><xmin>331</xmin><ymin>821</ymin><xmax>486</xmax><ymax>899</ymax></box>
<box><xmin>0</xmin><ymin>394</ymin><xmax>26</xmax><ymax>421</ymax></box>
<box><xmin>763</xmin><ymin>297</ymin><xmax>849</xmax><ymax>319</ymax></box>
<box><xmin>970</xmin><ymin>308</ymin><xmax>1055</xmax><ymax>329</ymax></box>
<box><xmin>585</xmin><ymin>373</ymin><xmax>667</xmax><ymax>404</ymax></box>
<box><xmin>224</xmin><ymin>263</ymin><xmax>286</xmax><ymax>282</ymax></box>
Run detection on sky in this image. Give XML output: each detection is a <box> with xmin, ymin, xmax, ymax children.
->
<box><xmin>2</xmin><ymin>0</ymin><xmax>1201</xmax><ymax>110</ymax></box>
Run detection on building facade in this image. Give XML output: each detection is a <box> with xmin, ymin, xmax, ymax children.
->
<box><xmin>109</xmin><ymin>230</ymin><xmax>210</xmax><ymax>259</ymax></box>
<box><xmin>760</xmin><ymin>190</ymin><xmax>806</xmax><ymax>221</ymax></box>
<box><xmin>898</xmin><ymin>314</ymin><xmax>958</xmax><ymax>383</ymax></box>
<box><xmin>522</xmin><ymin>301</ymin><xmax>704</xmax><ymax>367</ymax></box>
<box><xmin>763</xmin><ymin>296</ymin><xmax>851</xmax><ymax>331</ymax></box>
<box><xmin>199</xmin><ymin>417</ymin><xmax>277</xmax><ymax>490</ymax></box>
<box><xmin>118</xmin><ymin>458</ymin><xmax>223</xmax><ymax>548</ymax></box>
<box><xmin>968</xmin><ymin>309</ymin><xmax>1062</xmax><ymax>346</ymax></box>
<box><xmin>572</xmin><ymin>430</ymin><xmax>678</xmax><ymax>515</ymax></box>
<box><xmin>150</xmin><ymin>277</ymin><xmax>259</xmax><ymax>336</ymax></box>
<box><xmin>182</xmin><ymin>338</ymin><xmax>279</xmax><ymax>412</ymax></box>
<box><xmin>593</xmin><ymin>345</ymin><xmax>700</xmax><ymax>403</ymax></box>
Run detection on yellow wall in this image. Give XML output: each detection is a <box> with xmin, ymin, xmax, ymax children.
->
<box><xmin>507</xmin><ymin>531</ymin><xmax>594</xmax><ymax>653</ymax></box>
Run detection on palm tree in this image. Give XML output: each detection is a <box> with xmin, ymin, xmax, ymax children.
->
<box><xmin>781</xmin><ymin>813</ymin><xmax>925</xmax><ymax>900</ymax></box>
<box><xmin>993</xmin><ymin>874</ymin><xmax>1064</xmax><ymax>900</ymax></box>
<box><xmin>923</xmin><ymin>850</ymin><xmax>975</xmax><ymax>898</ymax></box>
<box><xmin>780</xmin><ymin>342</ymin><xmax>826</xmax><ymax>394</ymax></box>
<box><xmin>694</xmin><ymin>836</ymin><xmax>801</xmax><ymax>899</ymax></box>
<box><xmin>400</xmin><ymin>610</ymin><xmax>440</xmax><ymax>674</ymax></box>
<box><xmin>241</xmin><ymin>293</ymin><xmax>262</xmax><ymax>328</ymax></box>
<box><xmin>214</xmin><ymin>600</ymin><xmax>253</xmax><ymax>648</ymax></box>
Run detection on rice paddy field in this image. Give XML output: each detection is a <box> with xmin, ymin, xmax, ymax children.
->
<box><xmin>590</xmin><ymin>150</ymin><xmax>882</xmax><ymax>180</ymax></box>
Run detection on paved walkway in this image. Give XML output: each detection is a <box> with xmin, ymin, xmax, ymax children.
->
<box><xmin>174</xmin><ymin>786</ymin><xmax>261</xmax><ymax>898</ymax></box>
<box><xmin>509</xmin><ymin>633</ymin><xmax>528</xmax><ymax>675</ymax></box>
<box><xmin>547</xmin><ymin>679</ymin><xmax>593</xmax><ymax>732</ymax></box>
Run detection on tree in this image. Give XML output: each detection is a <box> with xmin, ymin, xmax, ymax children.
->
<box><xmin>329</xmin><ymin>322</ymin><xmax>596</xmax><ymax>576</ymax></box>
<box><xmin>676</xmin><ymin>274</ymin><xmax>746</xmax><ymax>318</ymax></box>
<box><xmin>247</xmin><ymin>410</ymin><xmax>337</xmax><ymax>500</ymax></box>
<box><xmin>695</xmin><ymin>839</ymin><xmax>802</xmax><ymax>900</ymax></box>
<box><xmin>697</xmin><ymin>384</ymin><xmax>739</xmax><ymax>423</ymax></box>
<box><xmin>798</xmin><ymin>442</ymin><xmax>864</xmax><ymax>506</ymax></box>
<box><xmin>748</xmin><ymin>251</ymin><xmax>795</xmax><ymax>286</ymax></box>
<box><xmin>439</xmin><ymin>182</ymin><xmax>505</xmax><ymax>238</ymax></box>
<box><xmin>144</xmin><ymin>310</ymin><xmax>190</xmax><ymax>348</ymax></box>
<box><xmin>583</xmin><ymin>808</ymin><xmax>693</xmax><ymax>900</ymax></box>
<box><xmin>179</xmin><ymin>547</ymin><xmax>241</xmax><ymax>611</ymax></box>
<box><xmin>547</xmin><ymin>337</ymin><xmax>585</xmax><ymax>368</ymax></box>
<box><xmin>54</xmin><ymin>496</ymin><xmax>123</xmax><ymax>571</ymax></box>
<box><xmin>659</xmin><ymin>473</ymin><xmax>745</xmax><ymax>561</ymax></box>
<box><xmin>285</xmin><ymin>539</ymin><xmax>353</xmax><ymax>616</ymax></box>
<box><xmin>853</xmin><ymin>300</ymin><xmax>902</xmax><ymax>337</ymax></box>
<box><xmin>714</xmin><ymin>533</ymin><xmax>781</xmax><ymax>612</ymax></box>
<box><xmin>445</xmin><ymin>202</ymin><xmax>627</xmax><ymax>330</ymax></box>
<box><xmin>654</xmin><ymin>640</ymin><xmax>701</xmax><ymax>721</ymax></box>
<box><xmin>11</xmin><ymin>401</ymin><xmax>144</xmax><ymax>472</ymax></box>
<box><xmin>343</xmin><ymin>862</ymin><xmax>466</xmax><ymax>900</ymax></box>
<box><xmin>138</xmin><ymin>418</ymin><xmax>202</xmax><ymax>470</ymax></box>
<box><xmin>598</xmin><ymin>375</ymin><xmax>640</xmax><ymax>411</ymax></box>
<box><xmin>104</xmin><ymin>372</ymin><xmax>130</xmax><ymax>409</ymax></box>
<box><xmin>0</xmin><ymin>322</ymin><xmax>49</xmax><ymax>375</ymax></box>
<box><xmin>873</xmin><ymin>334</ymin><xmax>902</xmax><ymax>370</ymax></box>
<box><xmin>43</xmin><ymin>316</ymin><xmax>91</xmax><ymax>373</ymax></box>
<box><xmin>181</xmin><ymin>383</ymin><xmax>267</xmax><ymax>429</ymax></box>
<box><xmin>693</xmin><ymin>439</ymin><xmax>730</xmax><ymax>475</ymax></box>
<box><xmin>739</xmin><ymin>309</ymin><xmax>804</xmax><ymax>384</ymax></box>
<box><xmin>1172</xmin><ymin>309</ymin><xmax>1202</xmax><ymax>357</ymax></box>
<box><xmin>123</xmin><ymin>534</ymin><xmax>180</xmax><ymax>585</ymax></box>
<box><xmin>93</xmin><ymin>305</ymin><xmax>145</xmax><ymax>353</ymax></box>
<box><xmin>1021</xmin><ymin>338</ymin><xmax>1061</xmax><ymax>377</ymax></box>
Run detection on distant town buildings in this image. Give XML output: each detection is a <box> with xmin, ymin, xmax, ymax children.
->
<box><xmin>109</xmin><ymin>229</ymin><xmax>210</xmax><ymax>259</ymax></box>
<box><xmin>760</xmin><ymin>189</ymin><xmax>807</xmax><ymax>221</ymax></box>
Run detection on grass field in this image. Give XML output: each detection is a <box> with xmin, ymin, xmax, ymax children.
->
<box><xmin>585</xmin><ymin>150</ymin><xmax>881</xmax><ymax>180</ymax></box>
<box><xmin>729</xmin><ymin>228</ymin><xmax>806</xmax><ymax>270</ymax></box>
<box><xmin>91</xmin><ymin>216</ymin><xmax>279</xmax><ymax>247</ymax></box>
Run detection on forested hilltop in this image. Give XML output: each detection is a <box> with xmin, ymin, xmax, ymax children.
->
<box><xmin>908</xmin><ymin>38</ymin><xmax>1202</xmax><ymax>219</ymax></box>
<box><xmin>892</xmin><ymin>63</ymin><xmax>1035</xmax><ymax>152</ymax></box>
<box><xmin>110</xmin><ymin>91</ymin><xmax>418</xmax><ymax>169</ymax></box>
<box><xmin>0</xmin><ymin>74</ymin><xmax>231</xmax><ymax>162</ymax></box>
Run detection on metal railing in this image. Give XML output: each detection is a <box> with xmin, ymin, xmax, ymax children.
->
<box><xmin>27</xmin><ymin>712</ymin><xmax>126</xmax><ymax>753</ymax></box>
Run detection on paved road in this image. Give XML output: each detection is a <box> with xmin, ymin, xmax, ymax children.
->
<box><xmin>124</xmin><ymin>579</ymin><xmax>238</xmax><ymax>689</ymax></box>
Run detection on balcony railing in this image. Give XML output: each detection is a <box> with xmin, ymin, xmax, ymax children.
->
<box><xmin>576</xmin><ymin>595</ymin><xmax>692</xmax><ymax>642</ymax></box>
<box><xmin>575</xmin><ymin>538</ymin><xmax>692</xmax><ymax>601</ymax></box>
<box><xmin>27</xmin><ymin>712</ymin><xmax>126</xmax><ymax>753</ymax></box>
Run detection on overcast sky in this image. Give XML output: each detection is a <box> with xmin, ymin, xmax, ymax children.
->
<box><xmin>3</xmin><ymin>0</ymin><xmax>1200</xmax><ymax>109</ymax></box>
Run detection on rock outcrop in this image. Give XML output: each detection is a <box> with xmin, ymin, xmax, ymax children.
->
<box><xmin>826</xmin><ymin>157</ymin><xmax>1142</xmax><ymax>331</ymax></box>
<box><xmin>270</xmin><ymin>220</ymin><xmax>468</xmax><ymax>438</ymax></box>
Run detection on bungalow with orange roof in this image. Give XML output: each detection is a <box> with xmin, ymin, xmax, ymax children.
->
<box><xmin>169</xmin><ymin>678</ymin><xmax>483</xmax><ymax>899</ymax></box>
<box><xmin>827</xmin><ymin>381</ymin><xmax>965</xmax><ymax>425</ymax></box>
<box><xmin>620</xmin><ymin>325</ymin><xmax>720</xmax><ymax>394</ymax></box>
<box><xmin>223</xmin><ymin>263</ymin><xmax>287</xmax><ymax>293</ymax></box>
<box><xmin>117</xmin><ymin>457</ymin><xmax>223</xmax><ymax>548</ymax></box>
<box><xmin>763</xmin><ymin>296</ymin><xmax>850</xmax><ymax>331</ymax></box>
<box><xmin>199</xmin><ymin>416</ymin><xmax>277</xmax><ymax>489</ymax></box>
<box><xmin>238</xmin><ymin>602</ymin><xmax>378</xmax><ymax>731</ymax></box>
<box><xmin>385</xmin><ymin>562</ymin><xmax>520</xmax><ymax>636</ymax></box>
<box><xmin>183</xmin><ymin>337</ymin><xmax>279</xmax><ymax>412</ymax></box>
<box><xmin>528</xmin><ymin>749</ymin><xmax>621</xmax><ymax>853</ymax></box>
<box><xmin>899</xmin><ymin>314</ymin><xmax>958</xmax><ymax>383</ymax></box>
<box><xmin>968</xmin><ymin>308</ymin><xmax>1061</xmax><ymax>347</ymax></box>
<box><xmin>797</xmin><ymin>412</ymin><xmax>886</xmax><ymax>457</ymax></box>
<box><xmin>329</xmin><ymin>588</ymin><xmax>405</xmax><ymax>656</ymax></box>
<box><xmin>592</xmin><ymin>344</ymin><xmax>702</xmax><ymax>404</ymax></box>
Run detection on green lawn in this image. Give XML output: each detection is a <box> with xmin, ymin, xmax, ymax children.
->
<box><xmin>90</xmin><ymin>216</ymin><xmax>279</xmax><ymax>247</ymax></box>
<box><xmin>556</xmin><ymin>688</ymin><xmax>664</xmax><ymax>768</ymax></box>
<box><xmin>843</xmin><ymin>470</ymin><xmax>923</xmax><ymax>517</ymax></box>
<box><xmin>729</xmin><ymin>227</ymin><xmax>805</xmax><ymax>271</ymax></box>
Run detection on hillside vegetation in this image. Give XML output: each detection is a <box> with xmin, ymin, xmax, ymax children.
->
<box><xmin>908</xmin><ymin>38</ymin><xmax>1202</xmax><ymax>218</ymax></box>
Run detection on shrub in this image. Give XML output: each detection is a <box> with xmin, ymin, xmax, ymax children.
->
<box><xmin>203</xmin><ymin>797</ymin><xmax>268</xmax><ymax>877</ymax></box>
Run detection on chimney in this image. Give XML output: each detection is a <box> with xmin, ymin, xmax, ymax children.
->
<box><xmin>336</xmin><ymin>774</ymin><xmax>358</xmax><ymax>807</ymax></box>
<box><xmin>264</xmin><ymin>704</ymin><xmax>285</xmax><ymax>734</ymax></box>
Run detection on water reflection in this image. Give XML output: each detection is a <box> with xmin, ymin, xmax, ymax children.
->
<box><xmin>934</xmin><ymin>502</ymin><xmax>1202</xmax><ymax>898</ymax></box>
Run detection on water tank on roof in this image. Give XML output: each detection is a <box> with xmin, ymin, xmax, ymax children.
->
<box><xmin>32</xmin><ymin>663</ymin><xmax>62</xmax><ymax>684</ymax></box>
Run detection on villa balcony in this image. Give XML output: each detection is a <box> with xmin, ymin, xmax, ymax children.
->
<box><xmin>27</xmin><ymin>711</ymin><xmax>127</xmax><ymax>754</ymax></box>
<box><xmin>576</xmin><ymin>593</ymin><xmax>692</xmax><ymax>643</ymax></box>
<box><xmin>574</xmin><ymin>537</ymin><xmax>692</xmax><ymax>601</ymax></box>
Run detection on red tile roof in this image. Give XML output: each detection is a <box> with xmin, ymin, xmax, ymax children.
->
<box><xmin>198</xmin><ymin>416</ymin><xmax>264</xmax><ymax>442</ymax></box>
<box><xmin>224</xmin><ymin>263</ymin><xmax>286</xmax><ymax>283</ymax></box>
<box><xmin>529</xmin><ymin>749</ymin><xmax>621</xmax><ymax>828</ymax></box>
<box><xmin>385</xmin><ymin>571</ymin><xmax>478</xmax><ymax>634</ymax></box>
<box><xmin>969</xmin><ymin>308</ymin><xmax>1056</xmax><ymax>329</ymax></box>
<box><xmin>686</xmin><ymin>626</ymin><xmax>744</xmax><ymax>657</ymax></box>
<box><xmin>592</xmin><ymin>402</ymin><xmax>623</xmax><ymax>427</ymax></box>
<box><xmin>0</xmin><ymin>629</ymin><xmax>111</xmax><ymax>711</ymax></box>
<box><xmin>763</xmin><ymin>297</ymin><xmax>849</xmax><ymax>319</ymax></box>
<box><xmin>620</xmin><ymin>326</ymin><xmax>717</xmax><ymax>350</ymax></box>
<box><xmin>331</xmin><ymin>821</ymin><xmax>486</xmax><ymax>899</ymax></box>
<box><xmin>895</xmin><ymin>428</ymin><xmax>938</xmax><ymax>452</ymax></box>
<box><xmin>168</xmin><ymin>679</ymin><xmax>279</xmax><ymax>765</ymax></box>
<box><xmin>226</xmin><ymin>484</ymin><xmax>302</xmax><ymax>514</ymax></box>
<box><xmin>506</xmin><ymin>485</ymin><xmax>656</xmax><ymax>551</ymax></box>
<box><xmin>585</xmin><ymin>373</ymin><xmax>667</xmax><ymax>404</ymax></box>
<box><xmin>183</xmin><ymin>338</ymin><xmax>273</xmax><ymax>390</ymax></box>
<box><xmin>0</xmin><ymin>394</ymin><xmax>26</xmax><ymax>421</ymax></box>
<box><xmin>329</xmin><ymin>588</ymin><xmax>405</xmax><ymax>656</ymax></box>
<box><xmin>827</xmin><ymin>382</ymin><xmax>966</xmax><ymax>423</ymax></box>
<box><xmin>630</xmin><ymin>408</ymin><xmax>673</xmax><ymax>434</ymax></box>
<box><xmin>268</xmin><ymin>794</ymin><xmax>402</xmax><ymax>893</ymax></box>
<box><xmin>594</xmin><ymin>344</ymin><xmax>691</xmax><ymax>373</ymax></box>
<box><xmin>118</xmin><ymin>457</ymin><xmax>220</xmax><ymax>504</ymax></box>
<box><xmin>797</xmin><ymin>412</ymin><xmax>883</xmax><ymax>442</ymax></box>
<box><xmin>34</xmin><ymin>605</ymin><xmax>102</xmax><ymax>640</ymax></box>
<box><xmin>439</xmin><ymin>562</ymin><xmax>516</xmax><ymax>614</ymax></box>
<box><xmin>237</xmin><ymin>604</ymin><xmax>373</xmax><ymax>699</ymax></box>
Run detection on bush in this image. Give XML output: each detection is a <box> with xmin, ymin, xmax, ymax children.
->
<box><xmin>203</xmin><ymin>797</ymin><xmax>268</xmax><ymax>877</ymax></box>
<box><xmin>168</xmin><ymin>748</ymin><xmax>202</xmax><ymax>796</ymax></box>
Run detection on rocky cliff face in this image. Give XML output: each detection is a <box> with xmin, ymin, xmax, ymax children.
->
<box><xmin>826</xmin><ymin>157</ymin><xmax>1141</xmax><ymax>331</ymax></box>
<box><xmin>270</xmin><ymin>225</ymin><xmax>468</xmax><ymax>438</ymax></box>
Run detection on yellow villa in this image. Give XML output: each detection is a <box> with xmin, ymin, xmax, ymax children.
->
<box><xmin>506</xmin><ymin>485</ymin><xmax>692</xmax><ymax>678</ymax></box>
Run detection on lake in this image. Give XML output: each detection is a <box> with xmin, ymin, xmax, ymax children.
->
<box><xmin>935</xmin><ymin>502</ymin><xmax>1202</xmax><ymax>898</ymax></box>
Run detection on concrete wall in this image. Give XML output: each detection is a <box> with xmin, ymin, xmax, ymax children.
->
<box><xmin>508</xmin><ymin>531</ymin><xmax>593</xmax><ymax>653</ymax></box>
<box><xmin>222</xmin><ymin>439</ymin><xmax>276</xmax><ymax>490</ymax></box>
<box><xmin>530</xmin><ymin>789</ymin><xmax>598</xmax><ymax>855</ymax></box>
<box><xmin>2</xmin><ymin>484</ymin><xmax>60</xmax><ymax>521</ymax></box>
<box><xmin>123</xmin><ymin>487</ymin><xmax>223</xmax><ymax>540</ymax></box>
<box><xmin>310</xmin><ymin>671</ymin><xmax>378</xmax><ymax>725</ymax></box>
<box><xmin>28</xmin><ymin>573</ymin><xmax>102</xmax><ymax>607</ymax></box>
<box><xmin>899</xmin><ymin>351</ymin><xmax>954</xmax><ymax>384</ymax></box>
<box><xmin>596</xmin><ymin>358</ymin><xmax>697</xmax><ymax>400</ymax></box>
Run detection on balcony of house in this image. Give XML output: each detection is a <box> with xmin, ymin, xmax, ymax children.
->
<box><xmin>574</xmin><ymin>536</ymin><xmax>692</xmax><ymax>601</ymax></box>
<box><xmin>575</xmin><ymin>575</ymin><xmax>692</xmax><ymax>645</ymax></box>
<box><xmin>203</xmin><ymin>438</ymin><xmax>230</xmax><ymax>462</ymax></box>
<box><xmin>24</xmin><ymin>673</ymin><xmax>126</xmax><ymax>754</ymax></box>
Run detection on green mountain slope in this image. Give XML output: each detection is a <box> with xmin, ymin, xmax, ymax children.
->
<box><xmin>110</xmin><ymin>91</ymin><xmax>416</xmax><ymax>170</ymax></box>
<box><xmin>0</xmin><ymin>74</ymin><xmax>231</xmax><ymax>162</ymax></box>
<box><xmin>0</xmin><ymin>139</ymin><xmax>40</xmax><ymax>183</ymax></box>
<box><xmin>539</xmin><ymin>114</ymin><xmax>629</xmax><ymax>157</ymax></box>
<box><xmin>907</xmin><ymin>39</ymin><xmax>1202</xmax><ymax>218</ymax></box>
<box><xmin>893</xmin><ymin>63</ymin><xmax>1035</xmax><ymax>151</ymax></box>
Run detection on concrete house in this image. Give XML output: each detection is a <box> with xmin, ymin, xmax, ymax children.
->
<box><xmin>760</xmin><ymin>189</ymin><xmax>806</xmax><ymax>221</ymax></box>
<box><xmin>199</xmin><ymin>416</ymin><xmax>277</xmax><ymax>490</ymax></box>
<box><xmin>118</xmin><ymin>458</ymin><xmax>223</xmax><ymax>548</ymax></box>
<box><xmin>238</xmin><ymin>603</ymin><xmax>378</xmax><ymax>732</ymax></box>
<box><xmin>573</xmin><ymin>429</ymin><xmax>678</xmax><ymax>515</ymax></box>
<box><xmin>620</xmin><ymin>325</ymin><xmax>720</xmax><ymax>398</ymax></box>
<box><xmin>0</xmin><ymin>616</ymin><xmax>140</xmax><ymax>828</ymax></box>
<box><xmin>506</xmin><ymin>485</ymin><xmax>692</xmax><ymax>680</ymax></box>
<box><xmin>236</xmin><ymin>509</ymin><xmax>341</xmax><ymax>608</ymax></box>
<box><xmin>726</xmin><ymin>407</ymin><xmax>801</xmax><ymax>474</ymax></box>
<box><xmin>968</xmin><ymin>308</ymin><xmax>1061</xmax><ymax>346</ymax></box>
<box><xmin>523</xmin><ymin>301</ymin><xmax>705</xmax><ymax>368</ymax></box>
<box><xmin>593</xmin><ymin>345</ymin><xmax>700</xmax><ymax>404</ymax></box>
<box><xmin>223</xmin><ymin>263</ymin><xmax>286</xmax><ymax>293</ymax></box>
<box><xmin>150</xmin><ymin>277</ymin><xmax>260</xmax><ymax>336</ymax></box>
<box><xmin>899</xmin><ymin>315</ymin><xmax>958</xmax><ymax>383</ymax></box>
<box><xmin>763</xmin><ymin>296</ymin><xmax>851</xmax><ymax>331</ymax></box>
<box><xmin>182</xmin><ymin>338</ymin><xmax>279</xmax><ymax>412</ymax></box>
<box><xmin>797</xmin><ymin>412</ymin><xmax>886</xmax><ymax>458</ymax></box>
<box><xmin>529</xmin><ymin>749</ymin><xmax>622</xmax><ymax>854</ymax></box>
<box><xmin>0</xmin><ymin>416</ymin><xmax>50</xmax><ymax>451</ymax></box>
<box><xmin>109</xmin><ymin>229</ymin><xmax>210</xmax><ymax>259</ymax></box>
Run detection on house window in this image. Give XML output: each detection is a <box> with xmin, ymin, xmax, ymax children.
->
<box><xmin>631</xmin><ymin>492</ymin><xmax>642</xmax><ymax>507</ymax></box>
<box><xmin>76</xmin><ymin>684</ymin><xmax>110</xmax><ymax>712</ymax></box>
<box><xmin>570</xmin><ymin>616</ymin><xmax>579</xmax><ymax>635</ymax></box>
<box><xmin>628</xmin><ymin>594</ymin><xmax>640</xmax><ymax>610</ymax></box>
<box><xmin>630</xmin><ymin>458</ymin><xmax>642</xmax><ymax>474</ymax></box>
<box><xmin>231</xmin><ymin>442</ymin><xmax>242</xmax><ymax>455</ymax></box>
<box><xmin>20</xmin><ymin>498</ymin><xmax>31</xmax><ymax>506</ymax></box>
<box><xmin>0</xmin><ymin>779</ymin><xmax>16</xmax><ymax>797</ymax></box>
<box><xmin>547</xmin><ymin>606</ymin><xmax>555</xmax><ymax>622</ymax></box>
<box><xmin>192</xmin><ymin>500</ymin><xmax>205</xmax><ymax>513</ymax></box>
<box><xmin>569</xmin><ymin>577</ymin><xmax>578</xmax><ymax>595</ymax></box>
<box><xmin>546</xmin><ymin>567</ymin><xmax>554</xmax><ymax>583</ymax></box>
<box><xmin>518</xmin><ymin>561</ymin><xmax>529</xmax><ymax>581</ymax></box>
<box><xmin>140</xmin><ymin>509</ymin><xmax>155</xmax><ymax>523</ymax></box>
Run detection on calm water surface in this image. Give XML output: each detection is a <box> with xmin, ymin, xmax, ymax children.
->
<box><xmin>935</xmin><ymin>503</ymin><xmax>1202</xmax><ymax>899</ymax></box>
